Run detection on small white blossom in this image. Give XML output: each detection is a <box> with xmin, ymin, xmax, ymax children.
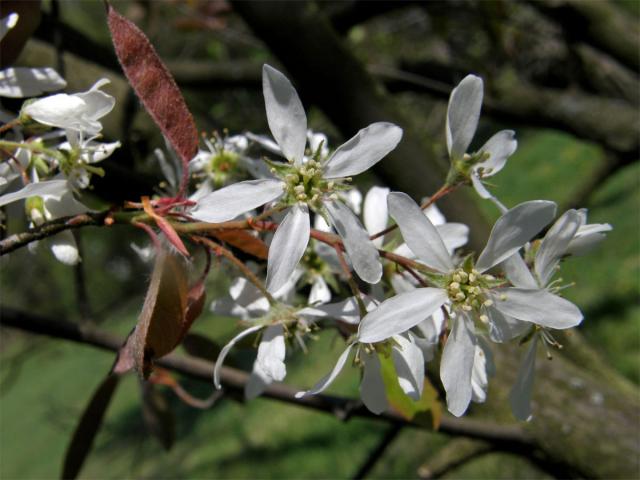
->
<box><xmin>191</xmin><ymin>65</ymin><xmax>403</xmax><ymax>293</ymax></box>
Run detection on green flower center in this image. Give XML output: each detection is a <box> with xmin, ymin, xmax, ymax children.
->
<box><xmin>278</xmin><ymin>160</ymin><xmax>349</xmax><ymax>211</ymax></box>
<box><xmin>446</xmin><ymin>267</ymin><xmax>494</xmax><ymax>312</ymax></box>
<box><xmin>207</xmin><ymin>150</ymin><xmax>239</xmax><ymax>187</ymax></box>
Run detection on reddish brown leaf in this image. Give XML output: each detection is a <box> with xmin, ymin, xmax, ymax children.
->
<box><xmin>107</xmin><ymin>3</ymin><xmax>198</xmax><ymax>185</ymax></box>
<box><xmin>213</xmin><ymin>230</ymin><xmax>269</xmax><ymax>259</ymax></box>
<box><xmin>182</xmin><ymin>279</ymin><xmax>206</xmax><ymax>336</ymax></box>
<box><xmin>111</xmin><ymin>328</ymin><xmax>136</xmax><ymax>375</ymax></box>
<box><xmin>133</xmin><ymin>249</ymin><xmax>188</xmax><ymax>378</ymax></box>
<box><xmin>62</xmin><ymin>374</ymin><xmax>120</xmax><ymax>480</ymax></box>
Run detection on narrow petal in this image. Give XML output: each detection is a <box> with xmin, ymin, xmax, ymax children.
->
<box><xmin>229</xmin><ymin>277</ymin><xmax>270</xmax><ymax>315</ymax></box>
<box><xmin>22</xmin><ymin>94</ymin><xmax>86</xmax><ymax>129</ymax></box>
<box><xmin>245</xmin><ymin>368</ymin><xmax>269</xmax><ymax>400</ymax></box>
<box><xmin>363</xmin><ymin>186</ymin><xmax>390</xmax><ymax>247</ymax></box>
<box><xmin>446</xmin><ymin>75</ymin><xmax>483</xmax><ymax>160</ymax></box>
<box><xmin>299</xmin><ymin>296</ymin><xmax>376</xmax><ymax>325</ymax></box>
<box><xmin>510</xmin><ymin>337</ymin><xmax>538</xmax><ymax>421</ymax></box>
<box><xmin>493</xmin><ymin>288</ymin><xmax>583</xmax><ymax>329</ymax></box>
<box><xmin>309</xmin><ymin>276</ymin><xmax>331</xmax><ymax>305</ymax></box>
<box><xmin>470</xmin><ymin>171</ymin><xmax>494</xmax><ymax>200</ymax></box>
<box><xmin>487</xmin><ymin>305</ymin><xmax>529</xmax><ymax>343</ymax></box>
<box><xmin>255</xmin><ymin>324</ymin><xmax>286</xmax><ymax>382</ymax></box>
<box><xmin>360</xmin><ymin>351</ymin><xmax>388</xmax><ymax>414</ymax></box>
<box><xmin>50</xmin><ymin>230</ymin><xmax>80</xmax><ymax>265</ymax></box>
<box><xmin>500</xmin><ymin>253</ymin><xmax>538</xmax><ymax>289</ymax></box>
<box><xmin>392</xmin><ymin>334</ymin><xmax>425</xmax><ymax>400</ymax></box>
<box><xmin>213</xmin><ymin>325</ymin><xmax>263</xmax><ymax>389</ymax></box>
<box><xmin>476</xmin><ymin>200</ymin><xmax>557</xmax><ymax>273</ymax></box>
<box><xmin>326</xmin><ymin>200</ymin><xmax>382</xmax><ymax>284</ymax></box>
<box><xmin>440</xmin><ymin>312</ymin><xmax>477</xmax><ymax>417</ymax></box>
<box><xmin>295</xmin><ymin>344</ymin><xmax>354</xmax><ymax>397</ymax></box>
<box><xmin>323</xmin><ymin>122</ymin><xmax>402</xmax><ymax>178</ymax></box>
<box><xmin>75</xmin><ymin>78</ymin><xmax>116</xmax><ymax>122</ymax></box>
<box><xmin>0</xmin><ymin>13</ymin><xmax>19</xmax><ymax>42</ymax></box>
<box><xmin>0</xmin><ymin>67</ymin><xmax>66</xmax><ymax>98</ymax></box>
<box><xmin>358</xmin><ymin>288</ymin><xmax>448</xmax><ymax>343</ymax></box>
<box><xmin>535</xmin><ymin>210</ymin><xmax>582</xmax><ymax>285</ymax></box>
<box><xmin>387</xmin><ymin>192</ymin><xmax>453</xmax><ymax>272</ymax></box>
<box><xmin>436</xmin><ymin>223</ymin><xmax>469</xmax><ymax>253</ymax></box>
<box><xmin>190</xmin><ymin>178</ymin><xmax>284</xmax><ymax>223</ymax></box>
<box><xmin>266</xmin><ymin>204</ymin><xmax>310</xmax><ymax>293</ymax></box>
<box><xmin>476</xmin><ymin>130</ymin><xmax>517</xmax><ymax>176</ymax></box>
<box><xmin>262</xmin><ymin>64</ymin><xmax>307</xmax><ymax>163</ymax></box>
<box><xmin>0</xmin><ymin>180</ymin><xmax>68</xmax><ymax>207</ymax></box>
<box><xmin>471</xmin><ymin>338</ymin><xmax>495</xmax><ymax>403</ymax></box>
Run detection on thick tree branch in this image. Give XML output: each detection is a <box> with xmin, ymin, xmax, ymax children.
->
<box><xmin>0</xmin><ymin>307</ymin><xmax>533</xmax><ymax>449</ymax></box>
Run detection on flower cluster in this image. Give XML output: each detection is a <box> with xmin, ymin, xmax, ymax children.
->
<box><xmin>1</xmin><ymin>15</ymin><xmax>612</xmax><ymax>422</ymax></box>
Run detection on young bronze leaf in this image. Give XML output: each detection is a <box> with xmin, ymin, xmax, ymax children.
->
<box><xmin>107</xmin><ymin>3</ymin><xmax>198</xmax><ymax>170</ymax></box>
<box><xmin>213</xmin><ymin>230</ymin><xmax>269</xmax><ymax>259</ymax></box>
<box><xmin>61</xmin><ymin>374</ymin><xmax>120</xmax><ymax>480</ymax></box>
<box><xmin>133</xmin><ymin>249</ymin><xmax>188</xmax><ymax>378</ymax></box>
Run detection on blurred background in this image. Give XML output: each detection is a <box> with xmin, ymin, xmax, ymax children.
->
<box><xmin>1</xmin><ymin>0</ymin><xmax>638</xmax><ymax>478</ymax></box>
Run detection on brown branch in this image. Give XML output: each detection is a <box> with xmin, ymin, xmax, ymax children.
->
<box><xmin>0</xmin><ymin>307</ymin><xmax>533</xmax><ymax>449</ymax></box>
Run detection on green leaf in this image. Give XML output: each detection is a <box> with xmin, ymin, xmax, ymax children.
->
<box><xmin>378</xmin><ymin>353</ymin><xmax>442</xmax><ymax>429</ymax></box>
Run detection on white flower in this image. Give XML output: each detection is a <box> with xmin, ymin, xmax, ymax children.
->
<box><xmin>22</xmin><ymin>78</ymin><xmax>115</xmax><ymax>135</ymax></box>
<box><xmin>500</xmin><ymin>208</ymin><xmax>608</xmax><ymax>420</ymax></box>
<box><xmin>447</xmin><ymin>75</ymin><xmax>517</xmax><ymax>212</ymax></box>
<box><xmin>191</xmin><ymin>65</ymin><xmax>403</xmax><ymax>293</ymax></box>
<box><xmin>387</xmin><ymin>191</ymin><xmax>580</xmax><ymax>416</ymax></box>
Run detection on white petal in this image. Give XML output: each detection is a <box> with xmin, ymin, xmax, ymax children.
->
<box><xmin>272</xmin><ymin>267</ymin><xmax>304</xmax><ymax>301</ymax></box>
<box><xmin>229</xmin><ymin>277</ymin><xmax>270</xmax><ymax>315</ymax></box>
<box><xmin>360</xmin><ymin>351</ymin><xmax>388</xmax><ymax>414</ymax></box>
<box><xmin>493</xmin><ymin>288</ymin><xmax>583</xmax><ymax>329</ymax></box>
<box><xmin>23</xmin><ymin>94</ymin><xmax>86</xmax><ymax>129</ymax></box>
<box><xmin>510</xmin><ymin>337</ymin><xmax>538</xmax><ymax>421</ymax></box>
<box><xmin>262</xmin><ymin>64</ymin><xmax>307</xmax><ymax>163</ymax></box>
<box><xmin>309</xmin><ymin>276</ymin><xmax>331</xmax><ymax>305</ymax></box>
<box><xmin>476</xmin><ymin>200</ymin><xmax>557</xmax><ymax>272</ymax></box>
<box><xmin>363</xmin><ymin>186</ymin><xmax>390</xmax><ymax>247</ymax></box>
<box><xmin>392</xmin><ymin>334</ymin><xmax>425</xmax><ymax>401</ymax></box>
<box><xmin>436</xmin><ymin>223</ymin><xmax>469</xmax><ymax>253</ymax></box>
<box><xmin>43</xmin><ymin>190</ymin><xmax>87</xmax><ymax>217</ymax></box>
<box><xmin>387</xmin><ymin>192</ymin><xmax>453</xmax><ymax>272</ymax></box>
<box><xmin>74</xmin><ymin>78</ymin><xmax>115</xmax><ymax>122</ymax></box>
<box><xmin>255</xmin><ymin>325</ymin><xmax>286</xmax><ymax>382</ymax></box>
<box><xmin>476</xmin><ymin>130</ymin><xmax>517</xmax><ymax>176</ymax></box>
<box><xmin>0</xmin><ymin>67</ymin><xmax>66</xmax><ymax>98</ymax></box>
<box><xmin>535</xmin><ymin>210</ymin><xmax>582</xmax><ymax>286</ymax></box>
<box><xmin>50</xmin><ymin>230</ymin><xmax>80</xmax><ymax>265</ymax></box>
<box><xmin>500</xmin><ymin>253</ymin><xmax>538</xmax><ymax>289</ymax></box>
<box><xmin>190</xmin><ymin>178</ymin><xmax>284</xmax><ymax>222</ymax></box>
<box><xmin>424</xmin><ymin>204</ymin><xmax>446</xmax><ymax>226</ymax></box>
<box><xmin>326</xmin><ymin>200</ymin><xmax>382</xmax><ymax>284</ymax></box>
<box><xmin>0</xmin><ymin>180</ymin><xmax>68</xmax><ymax>207</ymax></box>
<box><xmin>446</xmin><ymin>75</ymin><xmax>483</xmax><ymax>160</ymax></box>
<box><xmin>213</xmin><ymin>325</ymin><xmax>263</xmax><ymax>389</ymax></box>
<box><xmin>245</xmin><ymin>132</ymin><xmax>284</xmax><ymax>157</ymax></box>
<box><xmin>470</xmin><ymin>171</ymin><xmax>494</xmax><ymax>200</ymax></box>
<box><xmin>266</xmin><ymin>204</ymin><xmax>310</xmax><ymax>293</ymax></box>
<box><xmin>440</xmin><ymin>312</ymin><xmax>477</xmax><ymax>417</ymax></box>
<box><xmin>487</xmin><ymin>305</ymin><xmax>529</xmax><ymax>343</ymax></box>
<box><xmin>245</xmin><ymin>368</ymin><xmax>269</xmax><ymax>400</ymax></box>
<box><xmin>295</xmin><ymin>344</ymin><xmax>354</xmax><ymax>397</ymax></box>
<box><xmin>299</xmin><ymin>296</ymin><xmax>374</xmax><ymax>325</ymax></box>
<box><xmin>471</xmin><ymin>338</ymin><xmax>495</xmax><ymax>403</ymax></box>
<box><xmin>357</xmin><ymin>288</ymin><xmax>448</xmax><ymax>343</ymax></box>
<box><xmin>323</xmin><ymin>123</ymin><xmax>403</xmax><ymax>178</ymax></box>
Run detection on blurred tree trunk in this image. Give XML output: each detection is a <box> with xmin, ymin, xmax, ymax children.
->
<box><xmin>231</xmin><ymin>2</ymin><xmax>640</xmax><ymax>478</ymax></box>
